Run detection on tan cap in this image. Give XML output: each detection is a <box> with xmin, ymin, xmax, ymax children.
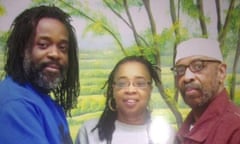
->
<box><xmin>175</xmin><ymin>38</ymin><xmax>223</xmax><ymax>64</ymax></box>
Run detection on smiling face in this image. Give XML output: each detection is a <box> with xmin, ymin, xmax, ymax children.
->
<box><xmin>113</xmin><ymin>61</ymin><xmax>152</xmax><ymax>124</ymax></box>
<box><xmin>176</xmin><ymin>56</ymin><xmax>226</xmax><ymax>110</ymax></box>
<box><xmin>23</xmin><ymin>18</ymin><xmax>69</xmax><ymax>91</ymax></box>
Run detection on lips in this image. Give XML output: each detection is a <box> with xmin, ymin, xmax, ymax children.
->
<box><xmin>183</xmin><ymin>83</ymin><xmax>201</xmax><ymax>96</ymax></box>
<box><xmin>185</xmin><ymin>87</ymin><xmax>198</xmax><ymax>95</ymax></box>
<box><xmin>44</xmin><ymin>64</ymin><xmax>60</xmax><ymax>73</ymax></box>
<box><xmin>124</xmin><ymin>99</ymin><xmax>138</xmax><ymax>107</ymax></box>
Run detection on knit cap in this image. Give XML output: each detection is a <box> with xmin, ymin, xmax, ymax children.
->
<box><xmin>175</xmin><ymin>38</ymin><xmax>223</xmax><ymax>64</ymax></box>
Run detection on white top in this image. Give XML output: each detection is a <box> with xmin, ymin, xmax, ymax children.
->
<box><xmin>75</xmin><ymin>117</ymin><xmax>175</xmax><ymax>144</ymax></box>
<box><xmin>112</xmin><ymin>120</ymin><xmax>149</xmax><ymax>144</ymax></box>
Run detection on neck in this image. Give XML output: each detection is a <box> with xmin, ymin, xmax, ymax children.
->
<box><xmin>192</xmin><ymin>106</ymin><xmax>207</xmax><ymax>122</ymax></box>
<box><xmin>191</xmin><ymin>88</ymin><xmax>224</xmax><ymax>123</ymax></box>
<box><xmin>117</xmin><ymin>110</ymin><xmax>149</xmax><ymax>125</ymax></box>
<box><xmin>191</xmin><ymin>95</ymin><xmax>216</xmax><ymax>122</ymax></box>
<box><xmin>30</xmin><ymin>82</ymin><xmax>51</xmax><ymax>94</ymax></box>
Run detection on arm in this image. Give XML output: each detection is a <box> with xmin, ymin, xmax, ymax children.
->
<box><xmin>0</xmin><ymin>100</ymin><xmax>49</xmax><ymax>144</ymax></box>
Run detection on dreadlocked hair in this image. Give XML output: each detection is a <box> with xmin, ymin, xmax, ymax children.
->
<box><xmin>92</xmin><ymin>55</ymin><xmax>160</xmax><ymax>143</ymax></box>
<box><xmin>4</xmin><ymin>5</ymin><xmax>80</xmax><ymax>114</ymax></box>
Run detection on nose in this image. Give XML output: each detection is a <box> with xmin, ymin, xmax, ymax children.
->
<box><xmin>183</xmin><ymin>67</ymin><xmax>195</xmax><ymax>82</ymax></box>
<box><xmin>47</xmin><ymin>45</ymin><xmax>60</xmax><ymax>59</ymax></box>
<box><xmin>126</xmin><ymin>83</ymin><xmax>137</xmax><ymax>93</ymax></box>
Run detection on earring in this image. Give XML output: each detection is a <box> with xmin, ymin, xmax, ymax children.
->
<box><xmin>108</xmin><ymin>98</ymin><xmax>116</xmax><ymax>111</ymax></box>
<box><xmin>219</xmin><ymin>80</ymin><xmax>222</xmax><ymax>84</ymax></box>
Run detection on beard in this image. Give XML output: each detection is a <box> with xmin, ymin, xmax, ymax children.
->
<box><xmin>181</xmin><ymin>82</ymin><xmax>216</xmax><ymax>108</ymax></box>
<box><xmin>23</xmin><ymin>56</ymin><xmax>67</xmax><ymax>91</ymax></box>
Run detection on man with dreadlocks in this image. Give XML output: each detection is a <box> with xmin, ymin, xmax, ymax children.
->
<box><xmin>0</xmin><ymin>5</ymin><xmax>80</xmax><ymax>144</ymax></box>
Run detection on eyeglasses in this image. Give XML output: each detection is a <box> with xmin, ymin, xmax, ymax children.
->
<box><xmin>171</xmin><ymin>59</ymin><xmax>221</xmax><ymax>76</ymax></box>
<box><xmin>113</xmin><ymin>79</ymin><xmax>151</xmax><ymax>89</ymax></box>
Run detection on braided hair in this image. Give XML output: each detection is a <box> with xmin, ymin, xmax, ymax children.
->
<box><xmin>4</xmin><ymin>5</ymin><xmax>80</xmax><ymax>114</ymax></box>
<box><xmin>92</xmin><ymin>56</ymin><xmax>160</xmax><ymax>143</ymax></box>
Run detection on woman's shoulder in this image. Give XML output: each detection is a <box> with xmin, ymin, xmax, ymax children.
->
<box><xmin>81</xmin><ymin>118</ymin><xmax>99</xmax><ymax>129</ymax></box>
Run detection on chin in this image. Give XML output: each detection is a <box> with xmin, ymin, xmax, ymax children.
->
<box><xmin>35</xmin><ymin>76</ymin><xmax>62</xmax><ymax>91</ymax></box>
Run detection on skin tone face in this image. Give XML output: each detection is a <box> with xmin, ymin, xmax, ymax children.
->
<box><xmin>113</xmin><ymin>61</ymin><xmax>153</xmax><ymax>125</ymax></box>
<box><xmin>176</xmin><ymin>56</ymin><xmax>226</xmax><ymax>119</ymax></box>
<box><xmin>23</xmin><ymin>18</ymin><xmax>69</xmax><ymax>91</ymax></box>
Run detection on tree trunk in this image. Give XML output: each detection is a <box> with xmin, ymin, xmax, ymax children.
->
<box><xmin>215</xmin><ymin>0</ymin><xmax>222</xmax><ymax>33</ymax></box>
<box><xmin>123</xmin><ymin>0</ymin><xmax>143</xmax><ymax>54</ymax></box>
<box><xmin>197</xmin><ymin>0</ymin><xmax>208</xmax><ymax>36</ymax></box>
<box><xmin>169</xmin><ymin>0</ymin><xmax>183</xmax><ymax>127</ymax></box>
<box><xmin>230</xmin><ymin>27</ymin><xmax>240</xmax><ymax>100</ymax></box>
<box><xmin>143</xmin><ymin>0</ymin><xmax>183</xmax><ymax>128</ymax></box>
<box><xmin>218</xmin><ymin>0</ymin><xmax>235</xmax><ymax>48</ymax></box>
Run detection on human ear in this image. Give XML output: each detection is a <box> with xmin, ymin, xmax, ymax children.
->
<box><xmin>218</xmin><ymin>63</ymin><xmax>227</xmax><ymax>83</ymax></box>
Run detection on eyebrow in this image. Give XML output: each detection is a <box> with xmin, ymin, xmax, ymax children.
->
<box><xmin>116</xmin><ymin>76</ymin><xmax>147</xmax><ymax>80</ymax></box>
<box><xmin>36</xmin><ymin>36</ymin><xmax>69</xmax><ymax>43</ymax></box>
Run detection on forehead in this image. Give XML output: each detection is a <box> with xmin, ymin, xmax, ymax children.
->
<box><xmin>114</xmin><ymin>61</ymin><xmax>151</xmax><ymax>79</ymax></box>
<box><xmin>35</xmin><ymin>18</ymin><xmax>69</xmax><ymax>40</ymax></box>
<box><xmin>176</xmin><ymin>55</ymin><xmax>217</xmax><ymax>65</ymax></box>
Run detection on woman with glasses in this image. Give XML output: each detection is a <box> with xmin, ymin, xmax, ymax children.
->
<box><xmin>173</xmin><ymin>38</ymin><xmax>240</xmax><ymax>144</ymax></box>
<box><xmin>75</xmin><ymin>56</ymin><xmax>175</xmax><ymax>144</ymax></box>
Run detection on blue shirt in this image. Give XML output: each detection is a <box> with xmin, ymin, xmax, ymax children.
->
<box><xmin>0</xmin><ymin>76</ymin><xmax>72</xmax><ymax>144</ymax></box>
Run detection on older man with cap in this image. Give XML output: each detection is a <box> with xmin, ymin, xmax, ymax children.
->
<box><xmin>172</xmin><ymin>38</ymin><xmax>240</xmax><ymax>144</ymax></box>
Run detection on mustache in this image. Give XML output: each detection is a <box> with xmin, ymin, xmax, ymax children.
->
<box><xmin>40</xmin><ymin>61</ymin><xmax>64</xmax><ymax>71</ymax></box>
<box><xmin>183</xmin><ymin>83</ymin><xmax>201</xmax><ymax>91</ymax></box>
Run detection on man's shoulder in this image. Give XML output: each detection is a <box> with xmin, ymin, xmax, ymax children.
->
<box><xmin>0</xmin><ymin>77</ymin><xmax>24</xmax><ymax>102</ymax></box>
<box><xmin>0</xmin><ymin>76</ymin><xmax>47</xmax><ymax>107</ymax></box>
<box><xmin>225</xmin><ymin>102</ymin><xmax>240</xmax><ymax>119</ymax></box>
<box><xmin>0</xmin><ymin>76</ymin><xmax>26</xmax><ymax>92</ymax></box>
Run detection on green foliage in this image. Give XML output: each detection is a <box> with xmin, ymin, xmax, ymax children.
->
<box><xmin>0</xmin><ymin>4</ymin><xmax>5</xmax><ymax>16</ymax></box>
<box><xmin>157</xmin><ymin>28</ymin><xmax>175</xmax><ymax>51</ymax></box>
<box><xmin>85</xmin><ymin>21</ymin><xmax>105</xmax><ymax>35</ymax></box>
<box><xmin>226</xmin><ymin>73</ymin><xmax>240</xmax><ymax>86</ymax></box>
<box><xmin>0</xmin><ymin>31</ymin><xmax>9</xmax><ymax>51</ymax></box>
<box><xmin>181</xmin><ymin>0</ymin><xmax>199</xmax><ymax>18</ymax></box>
<box><xmin>234</xmin><ymin>85</ymin><xmax>240</xmax><ymax>105</ymax></box>
<box><xmin>227</xmin><ymin>74</ymin><xmax>234</xmax><ymax>90</ymax></box>
<box><xmin>230</xmin><ymin>4</ymin><xmax>240</xmax><ymax>30</ymax></box>
<box><xmin>84</xmin><ymin>15</ymin><xmax>118</xmax><ymax>37</ymax></box>
<box><xmin>103</xmin><ymin>0</ymin><xmax>143</xmax><ymax>12</ymax></box>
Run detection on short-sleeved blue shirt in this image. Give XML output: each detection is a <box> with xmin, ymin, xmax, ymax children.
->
<box><xmin>0</xmin><ymin>76</ymin><xmax>72</xmax><ymax>144</ymax></box>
